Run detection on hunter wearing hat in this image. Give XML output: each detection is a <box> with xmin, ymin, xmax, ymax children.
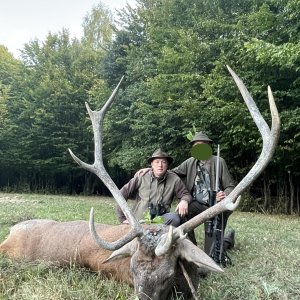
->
<box><xmin>116</xmin><ymin>149</ymin><xmax>192</xmax><ymax>226</ymax></box>
<box><xmin>172</xmin><ymin>132</ymin><xmax>235</xmax><ymax>249</ymax></box>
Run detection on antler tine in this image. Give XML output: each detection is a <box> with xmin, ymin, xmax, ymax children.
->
<box><xmin>89</xmin><ymin>208</ymin><xmax>142</xmax><ymax>251</ymax></box>
<box><xmin>172</xmin><ymin>66</ymin><xmax>280</xmax><ymax>238</ymax></box>
<box><xmin>69</xmin><ymin>77</ymin><xmax>144</xmax><ymax>251</ymax></box>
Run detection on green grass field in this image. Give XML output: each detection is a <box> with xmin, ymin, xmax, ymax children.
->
<box><xmin>0</xmin><ymin>193</ymin><xmax>299</xmax><ymax>299</ymax></box>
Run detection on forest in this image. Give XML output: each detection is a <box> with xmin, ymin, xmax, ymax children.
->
<box><xmin>0</xmin><ymin>0</ymin><xmax>299</xmax><ymax>214</ymax></box>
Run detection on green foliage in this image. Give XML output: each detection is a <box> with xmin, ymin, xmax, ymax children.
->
<box><xmin>0</xmin><ymin>0</ymin><xmax>299</xmax><ymax>212</ymax></box>
<box><xmin>82</xmin><ymin>2</ymin><xmax>114</xmax><ymax>51</ymax></box>
<box><xmin>0</xmin><ymin>46</ymin><xmax>23</xmax><ymax>181</ymax></box>
<box><xmin>186</xmin><ymin>124</ymin><xmax>197</xmax><ymax>142</ymax></box>
<box><xmin>99</xmin><ymin>0</ymin><xmax>299</xmax><ymax>212</ymax></box>
<box><xmin>141</xmin><ymin>211</ymin><xmax>164</xmax><ymax>224</ymax></box>
<box><xmin>0</xmin><ymin>30</ymin><xmax>108</xmax><ymax>193</ymax></box>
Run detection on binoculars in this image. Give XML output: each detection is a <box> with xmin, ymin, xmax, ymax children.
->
<box><xmin>149</xmin><ymin>203</ymin><xmax>166</xmax><ymax>219</ymax></box>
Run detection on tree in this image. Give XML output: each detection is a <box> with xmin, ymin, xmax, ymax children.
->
<box><xmin>2</xmin><ymin>31</ymin><xmax>106</xmax><ymax>193</ymax></box>
<box><xmin>81</xmin><ymin>2</ymin><xmax>114</xmax><ymax>51</ymax></box>
<box><xmin>0</xmin><ymin>45</ymin><xmax>23</xmax><ymax>189</ymax></box>
<box><xmin>100</xmin><ymin>0</ymin><xmax>300</xmax><ymax>213</ymax></box>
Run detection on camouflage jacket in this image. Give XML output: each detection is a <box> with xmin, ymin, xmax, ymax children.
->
<box><xmin>172</xmin><ymin>156</ymin><xmax>235</xmax><ymax>196</ymax></box>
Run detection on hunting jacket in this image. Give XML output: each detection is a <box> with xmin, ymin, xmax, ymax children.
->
<box><xmin>172</xmin><ymin>156</ymin><xmax>235</xmax><ymax>196</ymax></box>
<box><xmin>117</xmin><ymin>170</ymin><xmax>192</xmax><ymax>222</ymax></box>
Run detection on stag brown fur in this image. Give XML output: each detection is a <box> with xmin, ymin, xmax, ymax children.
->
<box><xmin>0</xmin><ymin>221</ymin><xmax>133</xmax><ymax>283</ymax></box>
<box><xmin>0</xmin><ymin>219</ymin><xmax>208</xmax><ymax>300</ymax></box>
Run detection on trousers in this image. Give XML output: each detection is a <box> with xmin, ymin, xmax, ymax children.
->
<box><xmin>182</xmin><ymin>200</ymin><xmax>232</xmax><ymax>245</ymax></box>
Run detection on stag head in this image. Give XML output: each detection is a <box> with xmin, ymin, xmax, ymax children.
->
<box><xmin>69</xmin><ymin>67</ymin><xmax>280</xmax><ymax>300</ymax></box>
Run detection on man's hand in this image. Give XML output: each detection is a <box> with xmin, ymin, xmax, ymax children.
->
<box><xmin>122</xmin><ymin>220</ymin><xmax>129</xmax><ymax>224</ymax></box>
<box><xmin>175</xmin><ymin>200</ymin><xmax>188</xmax><ymax>217</ymax></box>
<box><xmin>216</xmin><ymin>191</ymin><xmax>226</xmax><ymax>202</ymax></box>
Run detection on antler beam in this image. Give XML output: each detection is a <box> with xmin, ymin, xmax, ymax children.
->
<box><xmin>161</xmin><ymin>66</ymin><xmax>280</xmax><ymax>246</ymax></box>
<box><xmin>69</xmin><ymin>77</ymin><xmax>144</xmax><ymax>250</ymax></box>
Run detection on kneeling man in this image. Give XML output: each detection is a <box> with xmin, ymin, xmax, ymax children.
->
<box><xmin>116</xmin><ymin>149</ymin><xmax>192</xmax><ymax>226</ymax></box>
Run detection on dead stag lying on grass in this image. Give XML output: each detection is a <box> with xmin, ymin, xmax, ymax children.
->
<box><xmin>0</xmin><ymin>66</ymin><xmax>280</xmax><ymax>300</ymax></box>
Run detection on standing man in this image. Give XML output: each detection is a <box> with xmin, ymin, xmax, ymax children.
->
<box><xmin>172</xmin><ymin>132</ymin><xmax>235</xmax><ymax>250</ymax></box>
<box><xmin>116</xmin><ymin>149</ymin><xmax>192</xmax><ymax>227</ymax></box>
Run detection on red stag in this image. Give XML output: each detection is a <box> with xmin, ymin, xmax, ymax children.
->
<box><xmin>0</xmin><ymin>66</ymin><xmax>280</xmax><ymax>300</ymax></box>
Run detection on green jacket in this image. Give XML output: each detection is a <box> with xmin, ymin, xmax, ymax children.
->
<box><xmin>172</xmin><ymin>156</ymin><xmax>235</xmax><ymax>196</ymax></box>
<box><xmin>117</xmin><ymin>170</ymin><xmax>192</xmax><ymax>222</ymax></box>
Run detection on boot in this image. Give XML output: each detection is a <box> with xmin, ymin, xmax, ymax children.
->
<box><xmin>223</xmin><ymin>229</ymin><xmax>235</xmax><ymax>250</ymax></box>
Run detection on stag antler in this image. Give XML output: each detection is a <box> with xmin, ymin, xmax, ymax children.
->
<box><xmin>156</xmin><ymin>66</ymin><xmax>280</xmax><ymax>253</ymax></box>
<box><xmin>68</xmin><ymin>77</ymin><xmax>144</xmax><ymax>251</ymax></box>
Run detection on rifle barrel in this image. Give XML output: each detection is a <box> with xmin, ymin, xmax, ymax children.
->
<box><xmin>215</xmin><ymin>144</ymin><xmax>220</xmax><ymax>191</ymax></box>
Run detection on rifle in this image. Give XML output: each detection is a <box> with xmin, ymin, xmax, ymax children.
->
<box><xmin>204</xmin><ymin>145</ymin><xmax>232</xmax><ymax>267</ymax></box>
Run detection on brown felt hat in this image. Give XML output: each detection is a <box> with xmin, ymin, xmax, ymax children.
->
<box><xmin>147</xmin><ymin>149</ymin><xmax>173</xmax><ymax>164</ymax></box>
<box><xmin>189</xmin><ymin>132</ymin><xmax>213</xmax><ymax>144</ymax></box>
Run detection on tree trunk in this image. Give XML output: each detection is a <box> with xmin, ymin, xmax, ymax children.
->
<box><xmin>297</xmin><ymin>182</ymin><xmax>299</xmax><ymax>216</ymax></box>
<box><xmin>284</xmin><ymin>176</ymin><xmax>289</xmax><ymax>214</ymax></box>
<box><xmin>277</xmin><ymin>173</ymin><xmax>286</xmax><ymax>214</ymax></box>
<box><xmin>83</xmin><ymin>172</ymin><xmax>94</xmax><ymax>195</ymax></box>
<box><xmin>263</xmin><ymin>171</ymin><xmax>271</xmax><ymax>212</ymax></box>
<box><xmin>288</xmin><ymin>171</ymin><xmax>294</xmax><ymax>214</ymax></box>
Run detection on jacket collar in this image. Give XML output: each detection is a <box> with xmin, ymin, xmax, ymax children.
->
<box><xmin>150</xmin><ymin>170</ymin><xmax>168</xmax><ymax>183</ymax></box>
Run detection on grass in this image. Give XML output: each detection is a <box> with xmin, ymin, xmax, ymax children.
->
<box><xmin>0</xmin><ymin>192</ymin><xmax>299</xmax><ymax>300</ymax></box>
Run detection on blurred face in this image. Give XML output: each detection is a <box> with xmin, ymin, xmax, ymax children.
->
<box><xmin>191</xmin><ymin>141</ymin><xmax>213</xmax><ymax>161</ymax></box>
<box><xmin>151</xmin><ymin>158</ymin><xmax>168</xmax><ymax>178</ymax></box>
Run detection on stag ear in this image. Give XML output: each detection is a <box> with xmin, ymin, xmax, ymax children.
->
<box><xmin>104</xmin><ymin>239</ymin><xmax>138</xmax><ymax>263</ymax></box>
<box><xmin>177</xmin><ymin>239</ymin><xmax>223</xmax><ymax>273</ymax></box>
